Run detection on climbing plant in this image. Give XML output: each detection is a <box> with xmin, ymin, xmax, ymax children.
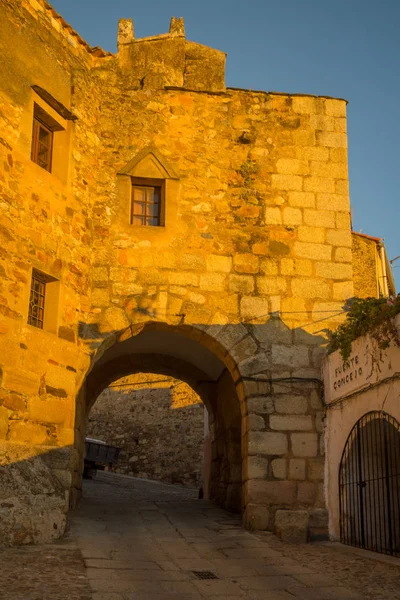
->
<box><xmin>239</xmin><ymin>158</ymin><xmax>259</xmax><ymax>187</ymax></box>
<box><xmin>328</xmin><ymin>295</ymin><xmax>400</xmax><ymax>360</ymax></box>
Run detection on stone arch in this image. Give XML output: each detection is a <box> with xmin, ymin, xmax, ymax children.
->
<box><xmin>74</xmin><ymin>321</ymin><xmax>247</xmax><ymax>515</ymax></box>
<box><xmin>71</xmin><ymin>315</ymin><xmax>326</xmax><ymax>535</ymax></box>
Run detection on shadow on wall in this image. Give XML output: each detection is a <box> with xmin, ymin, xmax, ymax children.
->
<box><xmin>87</xmin><ymin>375</ymin><xmax>204</xmax><ymax>487</ymax></box>
<box><xmin>0</xmin><ymin>444</ymin><xmax>73</xmax><ymax>546</ymax></box>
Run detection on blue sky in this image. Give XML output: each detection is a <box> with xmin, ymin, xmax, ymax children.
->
<box><xmin>51</xmin><ymin>0</ymin><xmax>400</xmax><ymax>287</ymax></box>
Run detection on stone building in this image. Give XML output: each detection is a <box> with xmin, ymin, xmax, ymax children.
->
<box><xmin>352</xmin><ymin>232</ymin><xmax>395</xmax><ymax>299</ymax></box>
<box><xmin>0</xmin><ymin>0</ymin><xmax>390</xmax><ymax>546</ymax></box>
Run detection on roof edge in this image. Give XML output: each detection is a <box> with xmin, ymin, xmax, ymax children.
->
<box><xmin>352</xmin><ymin>231</ymin><xmax>382</xmax><ymax>243</ymax></box>
<box><xmin>25</xmin><ymin>0</ymin><xmax>112</xmax><ymax>57</ymax></box>
<box><xmin>227</xmin><ymin>87</ymin><xmax>348</xmax><ymax>103</ymax></box>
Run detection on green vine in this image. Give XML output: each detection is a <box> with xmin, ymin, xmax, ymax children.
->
<box><xmin>239</xmin><ymin>159</ymin><xmax>259</xmax><ymax>187</ymax></box>
<box><xmin>328</xmin><ymin>295</ymin><xmax>400</xmax><ymax>360</ymax></box>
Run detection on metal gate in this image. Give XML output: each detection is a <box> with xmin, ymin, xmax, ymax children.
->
<box><xmin>339</xmin><ymin>411</ymin><xmax>400</xmax><ymax>556</ymax></box>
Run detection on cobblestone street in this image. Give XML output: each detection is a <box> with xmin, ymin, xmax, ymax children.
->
<box><xmin>1</xmin><ymin>471</ymin><xmax>400</xmax><ymax>600</ymax></box>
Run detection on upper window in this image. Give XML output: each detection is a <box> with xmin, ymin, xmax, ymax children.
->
<box><xmin>131</xmin><ymin>178</ymin><xmax>164</xmax><ymax>227</ymax></box>
<box><xmin>31</xmin><ymin>116</ymin><xmax>53</xmax><ymax>171</ymax></box>
<box><xmin>31</xmin><ymin>104</ymin><xmax>63</xmax><ymax>172</ymax></box>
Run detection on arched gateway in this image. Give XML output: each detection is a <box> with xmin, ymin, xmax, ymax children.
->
<box><xmin>67</xmin><ymin>316</ymin><xmax>325</xmax><ymax>541</ymax></box>
<box><xmin>81</xmin><ymin>323</ymin><xmax>243</xmax><ymax>513</ymax></box>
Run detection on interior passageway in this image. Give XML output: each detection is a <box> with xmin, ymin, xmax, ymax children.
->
<box><xmin>76</xmin><ymin>324</ymin><xmax>244</xmax><ymax>515</ymax></box>
<box><xmin>88</xmin><ymin>373</ymin><xmax>205</xmax><ymax>488</ymax></box>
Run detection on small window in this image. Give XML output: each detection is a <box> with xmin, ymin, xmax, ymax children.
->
<box><xmin>131</xmin><ymin>178</ymin><xmax>164</xmax><ymax>227</ymax></box>
<box><xmin>28</xmin><ymin>269</ymin><xmax>55</xmax><ymax>329</ymax></box>
<box><xmin>31</xmin><ymin>104</ymin><xmax>63</xmax><ymax>172</ymax></box>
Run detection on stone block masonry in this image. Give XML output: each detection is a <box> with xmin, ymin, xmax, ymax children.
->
<box><xmin>0</xmin><ymin>0</ymin><xmax>360</xmax><ymax>545</ymax></box>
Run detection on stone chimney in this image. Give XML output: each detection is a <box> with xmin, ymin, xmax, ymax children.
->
<box><xmin>118</xmin><ymin>18</ymin><xmax>134</xmax><ymax>47</ymax></box>
<box><xmin>169</xmin><ymin>17</ymin><xmax>185</xmax><ymax>37</ymax></box>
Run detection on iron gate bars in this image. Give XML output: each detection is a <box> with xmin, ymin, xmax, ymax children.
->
<box><xmin>339</xmin><ymin>411</ymin><xmax>400</xmax><ymax>556</ymax></box>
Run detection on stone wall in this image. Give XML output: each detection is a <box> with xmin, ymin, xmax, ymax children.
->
<box><xmin>351</xmin><ymin>232</ymin><xmax>395</xmax><ymax>298</ymax></box>
<box><xmin>87</xmin><ymin>374</ymin><xmax>204</xmax><ymax>487</ymax></box>
<box><xmin>0</xmin><ymin>0</ymin><xmax>95</xmax><ymax>545</ymax></box>
<box><xmin>0</xmin><ymin>0</ymin><xmax>361</xmax><ymax>545</ymax></box>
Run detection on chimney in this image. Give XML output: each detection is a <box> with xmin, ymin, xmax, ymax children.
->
<box><xmin>118</xmin><ymin>18</ymin><xmax>134</xmax><ymax>47</ymax></box>
<box><xmin>169</xmin><ymin>17</ymin><xmax>185</xmax><ymax>37</ymax></box>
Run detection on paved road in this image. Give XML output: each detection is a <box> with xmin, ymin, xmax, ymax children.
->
<box><xmin>68</xmin><ymin>471</ymin><xmax>400</xmax><ymax>600</ymax></box>
<box><xmin>2</xmin><ymin>472</ymin><xmax>400</xmax><ymax>599</ymax></box>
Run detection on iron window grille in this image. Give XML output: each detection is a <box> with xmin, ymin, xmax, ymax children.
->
<box><xmin>28</xmin><ymin>269</ymin><xmax>54</xmax><ymax>329</ymax></box>
<box><xmin>131</xmin><ymin>178</ymin><xmax>164</xmax><ymax>227</ymax></box>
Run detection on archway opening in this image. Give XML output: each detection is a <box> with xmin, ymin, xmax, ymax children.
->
<box><xmin>74</xmin><ymin>323</ymin><xmax>244</xmax><ymax>515</ymax></box>
<box><xmin>88</xmin><ymin>373</ymin><xmax>204</xmax><ymax>488</ymax></box>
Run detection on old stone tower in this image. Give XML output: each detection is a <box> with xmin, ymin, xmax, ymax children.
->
<box><xmin>0</xmin><ymin>0</ymin><xmax>356</xmax><ymax>545</ymax></box>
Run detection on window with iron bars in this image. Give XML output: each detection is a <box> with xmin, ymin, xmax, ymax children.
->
<box><xmin>28</xmin><ymin>269</ymin><xmax>54</xmax><ymax>329</ymax></box>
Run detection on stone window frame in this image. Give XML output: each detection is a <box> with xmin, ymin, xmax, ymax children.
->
<box><xmin>117</xmin><ymin>147</ymin><xmax>180</xmax><ymax>235</ymax></box>
<box><xmin>24</xmin><ymin>87</ymin><xmax>76</xmax><ymax>184</ymax></box>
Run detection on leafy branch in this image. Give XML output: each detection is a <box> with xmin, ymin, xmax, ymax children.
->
<box><xmin>328</xmin><ymin>295</ymin><xmax>400</xmax><ymax>360</ymax></box>
<box><xmin>239</xmin><ymin>159</ymin><xmax>259</xmax><ymax>187</ymax></box>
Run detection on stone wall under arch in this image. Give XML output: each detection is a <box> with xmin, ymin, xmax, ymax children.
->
<box><xmin>87</xmin><ymin>373</ymin><xmax>205</xmax><ymax>487</ymax></box>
